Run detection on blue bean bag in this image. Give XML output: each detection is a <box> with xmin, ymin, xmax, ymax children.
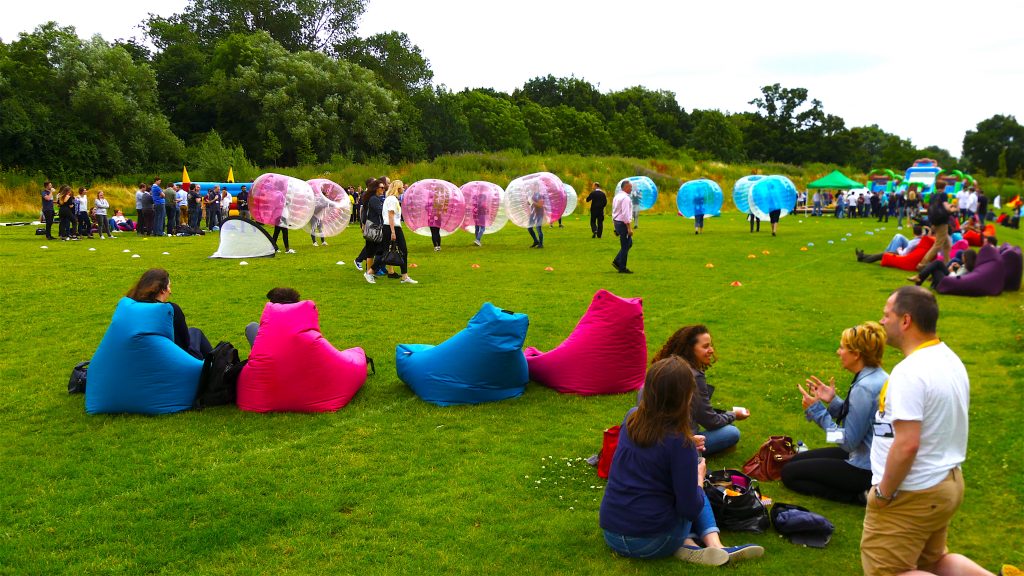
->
<box><xmin>936</xmin><ymin>244</ymin><xmax>1005</xmax><ymax>297</ymax></box>
<box><xmin>86</xmin><ymin>297</ymin><xmax>203</xmax><ymax>414</ymax></box>
<box><xmin>396</xmin><ymin>303</ymin><xmax>529</xmax><ymax>406</ymax></box>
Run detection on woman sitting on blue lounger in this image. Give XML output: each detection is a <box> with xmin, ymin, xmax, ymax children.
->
<box><xmin>127</xmin><ymin>268</ymin><xmax>211</xmax><ymax>360</ymax></box>
<box><xmin>600</xmin><ymin>357</ymin><xmax>763</xmax><ymax>566</ymax></box>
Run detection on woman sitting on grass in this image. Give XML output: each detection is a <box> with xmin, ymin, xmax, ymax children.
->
<box><xmin>781</xmin><ymin>321</ymin><xmax>887</xmax><ymax>504</ymax></box>
<box><xmin>650</xmin><ymin>325</ymin><xmax>747</xmax><ymax>456</ymax></box>
<box><xmin>909</xmin><ymin>249</ymin><xmax>976</xmax><ymax>288</ymax></box>
<box><xmin>600</xmin><ymin>356</ymin><xmax>763</xmax><ymax>566</ymax></box>
<box><xmin>127</xmin><ymin>268</ymin><xmax>212</xmax><ymax>360</ymax></box>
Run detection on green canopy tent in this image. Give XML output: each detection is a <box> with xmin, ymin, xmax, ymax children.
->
<box><xmin>807</xmin><ymin>170</ymin><xmax>864</xmax><ymax>189</ymax></box>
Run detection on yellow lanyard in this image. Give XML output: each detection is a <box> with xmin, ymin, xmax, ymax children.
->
<box><xmin>877</xmin><ymin>339</ymin><xmax>940</xmax><ymax>417</ymax></box>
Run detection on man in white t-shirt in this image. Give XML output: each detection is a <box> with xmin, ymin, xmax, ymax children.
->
<box><xmin>862</xmin><ymin>286</ymin><xmax>991</xmax><ymax>576</ymax></box>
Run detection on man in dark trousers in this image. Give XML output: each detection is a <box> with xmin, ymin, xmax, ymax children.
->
<box><xmin>611</xmin><ymin>180</ymin><xmax>634</xmax><ymax>274</ymax></box>
<box><xmin>585</xmin><ymin>181</ymin><xmax>608</xmax><ymax>238</ymax></box>
<box><xmin>40</xmin><ymin>181</ymin><xmax>55</xmax><ymax>240</ymax></box>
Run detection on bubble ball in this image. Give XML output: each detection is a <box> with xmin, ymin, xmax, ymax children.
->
<box><xmin>304</xmin><ymin>178</ymin><xmax>352</xmax><ymax>237</ymax></box>
<box><xmin>504</xmin><ymin>172</ymin><xmax>566</xmax><ymax>228</ymax></box>
<box><xmin>250</xmin><ymin>173</ymin><xmax>316</xmax><ymax>229</ymax></box>
<box><xmin>616</xmin><ymin>176</ymin><xmax>658</xmax><ymax>211</ymax></box>
<box><xmin>677</xmin><ymin>179</ymin><xmax>724</xmax><ymax>219</ymax></box>
<box><xmin>459</xmin><ymin>181</ymin><xmax>508</xmax><ymax>235</ymax></box>
<box><xmin>732</xmin><ymin>175</ymin><xmax>767</xmax><ymax>214</ymax></box>
<box><xmin>402</xmin><ymin>179</ymin><xmax>466</xmax><ymax>237</ymax></box>
<box><xmin>562</xmin><ymin>183</ymin><xmax>578</xmax><ymax>218</ymax></box>
<box><xmin>748</xmin><ymin>175</ymin><xmax>797</xmax><ymax>221</ymax></box>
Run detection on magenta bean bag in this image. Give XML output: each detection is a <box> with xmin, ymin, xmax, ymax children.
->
<box><xmin>945</xmin><ymin>239</ymin><xmax>969</xmax><ymax>261</ymax></box>
<box><xmin>524</xmin><ymin>289</ymin><xmax>647</xmax><ymax>395</ymax></box>
<box><xmin>1000</xmin><ymin>243</ymin><xmax>1022</xmax><ymax>291</ymax></box>
<box><xmin>237</xmin><ymin>301</ymin><xmax>367</xmax><ymax>412</ymax></box>
<box><xmin>936</xmin><ymin>244</ymin><xmax>1005</xmax><ymax>297</ymax></box>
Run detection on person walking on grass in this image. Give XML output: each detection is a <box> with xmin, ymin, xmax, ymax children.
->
<box><xmin>586</xmin><ymin>181</ymin><xmax>608</xmax><ymax>238</ymax></box>
<box><xmin>612</xmin><ymin>180</ymin><xmax>634</xmax><ymax>274</ymax></box>
<box><xmin>862</xmin><ymin>286</ymin><xmax>995</xmax><ymax>576</ymax></box>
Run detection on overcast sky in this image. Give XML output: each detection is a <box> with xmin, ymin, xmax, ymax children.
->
<box><xmin>4</xmin><ymin>0</ymin><xmax>1022</xmax><ymax>158</ymax></box>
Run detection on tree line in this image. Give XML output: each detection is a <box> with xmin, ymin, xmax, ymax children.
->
<box><xmin>1</xmin><ymin>0</ymin><xmax>1021</xmax><ymax>181</ymax></box>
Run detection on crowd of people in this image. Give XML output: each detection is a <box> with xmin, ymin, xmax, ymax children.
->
<box><xmin>598</xmin><ymin>287</ymin><xmax>1010</xmax><ymax>574</ymax></box>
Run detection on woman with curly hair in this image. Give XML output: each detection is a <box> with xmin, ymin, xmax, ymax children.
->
<box><xmin>781</xmin><ymin>321</ymin><xmax>888</xmax><ymax>504</ymax></box>
<box><xmin>650</xmin><ymin>325</ymin><xmax>747</xmax><ymax>456</ymax></box>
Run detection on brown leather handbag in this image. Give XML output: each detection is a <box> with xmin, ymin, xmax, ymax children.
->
<box><xmin>742</xmin><ymin>436</ymin><xmax>797</xmax><ymax>481</ymax></box>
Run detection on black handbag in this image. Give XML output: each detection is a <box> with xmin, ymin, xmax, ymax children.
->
<box><xmin>381</xmin><ymin>242</ymin><xmax>405</xmax><ymax>267</ymax></box>
<box><xmin>68</xmin><ymin>361</ymin><xmax>89</xmax><ymax>394</ymax></box>
<box><xmin>703</xmin><ymin>469</ymin><xmax>770</xmax><ymax>533</ymax></box>
<box><xmin>362</xmin><ymin>222</ymin><xmax>383</xmax><ymax>242</ymax></box>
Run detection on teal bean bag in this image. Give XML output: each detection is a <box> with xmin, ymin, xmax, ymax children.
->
<box><xmin>86</xmin><ymin>297</ymin><xmax>203</xmax><ymax>414</ymax></box>
<box><xmin>396</xmin><ymin>303</ymin><xmax>529</xmax><ymax>406</ymax></box>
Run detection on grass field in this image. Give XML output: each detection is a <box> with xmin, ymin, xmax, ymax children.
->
<box><xmin>1</xmin><ymin>211</ymin><xmax>1021</xmax><ymax>575</ymax></box>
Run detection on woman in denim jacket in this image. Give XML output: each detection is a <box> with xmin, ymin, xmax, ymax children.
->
<box><xmin>781</xmin><ymin>321</ymin><xmax>888</xmax><ymax>504</ymax></box>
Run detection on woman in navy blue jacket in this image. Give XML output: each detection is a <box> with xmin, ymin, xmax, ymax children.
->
<box><xmin>600</xmin><ymin>357</ymin><xmax>763</xmax><ymax>566</ymax></box>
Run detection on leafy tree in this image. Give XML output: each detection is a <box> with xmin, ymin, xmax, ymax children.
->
<box><xmin>689</xmin><ymin>109</ymin><xmax>744</xmax><ymax>163</ymax></box>
<box><xmin>549</xmin><ymin>105</ymin><xmax>613</xmax><ymax>155</ymax></box>
<box><xmin>608</xmin><ymin>105</ymin><xmax>665</xmax><ymax>159</ymax></box>
<box><xmin>145</xmin><ymin>0</ymin><xmax>366</xmax><ymax>54</ymax></box>
<box><xmin>410</xmin><ymin>86</ymin><xmax>473</xmax><ymax>158</ymax></box>
<box><xmin>962</xmin><ymin>114</ymin><xmax>1024</xmax><ymax>177</ymax></box>
<box><xmin>0</xmin><ymin>23</ymin><xmax>183</xmax><ymax>177</ymax></box>
<box><xmin>458</xmin><ymin>89</ymin><xmax>530</xmax><ymax>152</ymax></box>
<box><xmin>606</xmin><ymin>86</ymin><xmax>690</xmax><ymax>148</ymax></box>
<box><xmin>514</xmin><ymin>75</ymin><xmax>607</xmax><ymax>116</ymax></box>
<box><xmin>199</xmin><ymin>32</ymin><xmax>400</xmax><ymax>165</ymax></box>
<box><xmin>519</xmin><ymin>100</ymin><xmax>560</xmax><ymax>153</ymax></box>
<box><xmin>336</xmin><ymin>31</ymin><xmax>432</xmax><ymax>92</ymax></box>
<box><xmin>744</xmin><ymin>83</ymin><xmax>832</xmax><ymax>164</ymax></box>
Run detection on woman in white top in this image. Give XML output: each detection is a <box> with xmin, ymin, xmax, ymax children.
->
<box><xmin>221</xmin><ymin>190</ymin><xmax>232</xmax><ymax>218</ymax></box>
<box><xmin>379</xmin><ymin>180</ymin><xmax>417</xmax><ymax>284</ymax></box>
<box><xmin>93</xmin><ymin>190</ymin><xmax>112</xmax><ymax>238</ymax></box>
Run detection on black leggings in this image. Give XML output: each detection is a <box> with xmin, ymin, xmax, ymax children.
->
<box><xmin>373</xmin><ymin>226</ymin><xmax>408</xmax><ymax>274</ymax></box>
<box><xmin>917</xmin><ymin>259</ymin><xmax>952</xmax><ymax>287</ymax></box>
<box><xmin>429</xmin><ymin>226</ymin><xmax>441</xmax><ymax>248</ymax></box>
<box><xmin>780</xmin><ymin>447</ymin><xmax>871</xmax><ymax>505</ymax></box>
<box><xmin>272</xmin><ymin>226</ymin><xmax>289</xmax><ymax>250</ymax></box>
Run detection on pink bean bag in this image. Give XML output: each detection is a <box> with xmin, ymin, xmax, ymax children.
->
<box><xmin>944</xmin><ymin>239</ymin><xmax>969</xmax><ymax>261</ymax></box>
<box><xmin>882</xmin><ymin>235</ymin><xmax>935</xmax><ymax>271</ymax></box>
<box><xmin>237</xmin><ymin>300</ymin><xmax>367</xmax><ymax>412</ymax></box>
<box><xmin>524</xmin><ymin>289</ymin><xmax>646</xmax><ymax>395</ymax></box>
<box><xmin>936</xmin><ymin>244</ymin><xmax>1005</xmax><ymax>297</ymax></box>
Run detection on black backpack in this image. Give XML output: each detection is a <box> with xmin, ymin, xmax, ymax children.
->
<box><xmin>194</xmin><ymin>341</ymin><xmax>244</xmax><ymax>409</ymax></box>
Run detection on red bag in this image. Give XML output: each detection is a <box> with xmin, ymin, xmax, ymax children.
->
<box><xmin>742</xmin><ymin>436</ymin><xmax>796</xmax><ymax>481</ymax></box>
<box><xmin>597</xmin><ymin>425</ymin><xmax>621</xmax><ymax>479</ymax></box>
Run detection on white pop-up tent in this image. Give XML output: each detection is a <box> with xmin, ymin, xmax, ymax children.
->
<box><xmin>209</xmin><ymin>217</ymin><xmax>277</xmax><ymax>259</ymax></box>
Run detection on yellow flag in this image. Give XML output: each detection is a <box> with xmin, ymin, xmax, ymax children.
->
<box><xmin>227</xmin><ymin>167</ymin><xmax>235</xmax><ymax>183</ymax></box>
<box><xmin>182</xmin><ymin>166</ymin><xmax>191</xmax><ymax>184</ymax></box>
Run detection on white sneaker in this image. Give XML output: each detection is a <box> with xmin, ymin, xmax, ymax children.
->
<box><xmin>674</xmin><ymin>545</ymin><xmax>728</xmax><ymax>566</ymax></box>
<box><xmin>100</xmin><ymin>236</ymin><xmax>105</xmax><ymax>240</ymax></box>
<box><xmin>473</xmin><ymin>239</ymin><xmax>481</xmax><ymax>246</ymax></box>
<box><xmin>321</xmin><ymin>241</ymin><xmax>328</xmax><ymax>246</ymax></box>
<box><xmin>363</xmin><ymin>272</ymin><xmax>376</xmax><ymax>284</ymax></box>
<box><xmin>313</xmin><ymin>242</ymin><xmax>319</xmax><ymax>246</ymax></box>
<box><xmin>354</xmin><ymin>261</ymin><xmax>363</xmax><ymax>271</ymax></box>
<box><xmin>401</xmin><ymin>277</ymin><xmax>418</xmax><ymax>284</ymax></box>
<box><xmin>434</xmin><ymin>246</ymin><xmax>441</xmax><ymax>252</ymax></box>
<box><xmin>286</xmin><ymin>249</ymin><xmax>296</xmax><ymax>254</ymax></box>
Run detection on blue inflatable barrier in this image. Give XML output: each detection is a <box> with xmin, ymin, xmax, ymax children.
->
<box><xmin>174</xmin><ymin>182</ymin><xmax>253</xmax><ymax>194</ymax></box>
<box><xmin>396</xmin><ymin>303</ymin><xmax>529</xmax><ymax>406</ymax></box>
<box><xmin>86</xmin><ymin>297</ymin><xmax>203</xmax><ymax>415</ymax></box>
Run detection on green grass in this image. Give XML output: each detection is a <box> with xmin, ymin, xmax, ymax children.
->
<box><xmin>0</xmin><ymin>212</ymin><xmax>1021</xmax><ymax>575</ymax></box>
